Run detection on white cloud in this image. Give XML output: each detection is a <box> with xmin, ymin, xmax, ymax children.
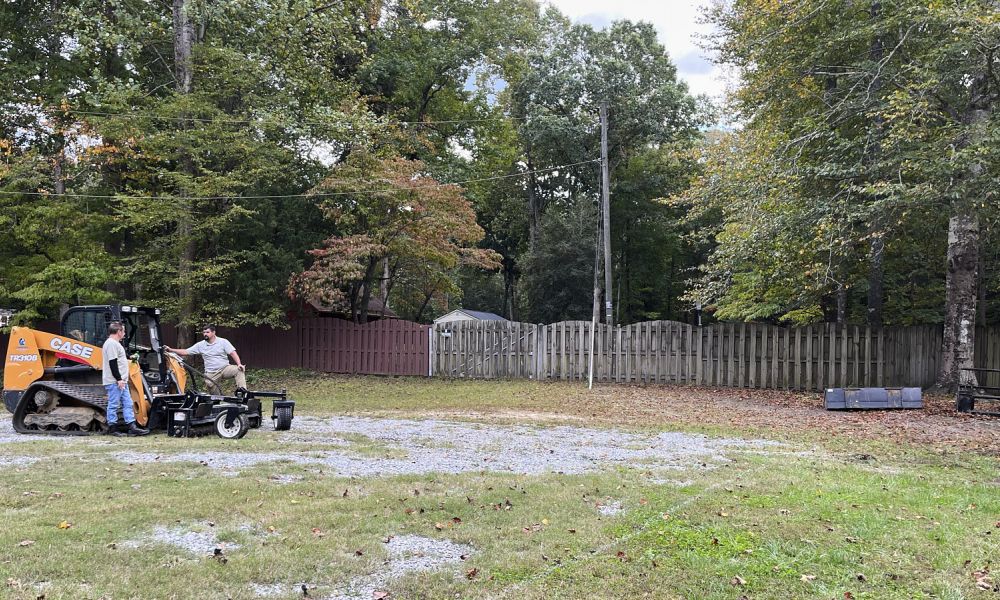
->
<box><xmin>544</xmin><ymin>0</ymin><xmax>726</xmax><ymax>99</ymax></box>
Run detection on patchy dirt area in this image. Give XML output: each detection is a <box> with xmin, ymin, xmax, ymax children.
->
<box><xmin>111</xmin><ymin>416</ymin><xmax>770</xmax><ymax>478</ymax></box>
<box><xmin>533</xmin><ymin>386</ymin><xmax>1000</xmax><ymax>455</ymax></box>
<box><xmin>251</xmin><ymin>535</ymin><xmax>473</xmax><ymax>600</ymax></box>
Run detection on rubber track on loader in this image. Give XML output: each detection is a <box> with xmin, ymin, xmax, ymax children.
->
<box><xmin>12</xmin><ymin>381</ymin><xmax>108</xmax><ymax>436</ymax></box>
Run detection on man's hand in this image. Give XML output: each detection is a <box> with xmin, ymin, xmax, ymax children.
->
<box><xmin>163</xmin><ymin>345</ymin><xmax>172</xmax><ymax>352</ymax></box>
<box><xmin>117</xmin><ymin>379</ymin><xmax>126</xmax><ymax>390</ymax></box>
<box><xmin>237</xmin><ymin>364</ymin><xmax>246</xmax><ymax>372</ymax></box>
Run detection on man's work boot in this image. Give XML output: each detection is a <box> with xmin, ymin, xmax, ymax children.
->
<box><xmin>105</xmin><ymin>422</ymin><xmax>125</xmax><ymax>436</ymax></box>
<box><xmin>126</xmin><ymin>422</ymin><xmax>150</xmax><ymax>436</ymax></box>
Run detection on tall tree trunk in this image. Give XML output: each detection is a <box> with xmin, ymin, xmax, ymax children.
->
<box><xmin>358</xmin><ymin>257</ymin><xmax>379</xmax><ymax>324</ymax></box>
<box><xmin>173</xmin><ymin>0</ymin><xmax>196</xmax><ymax>346</ymax></box>
<box><xmin>380</xmin><ymin>257</ymin><xmax>389</xmax><ymax>305</ymax></box>
<box><xmin>865</xmin><ymin>1</ymin><xmax>885</xmax><ymax>327</ymax></box>
<box><xmin>977</xmin><ymin>243</ymin><xmax>987</xmax><ymax>326</ymax></box>
<box><xmin>939</xmin><ymin>214</ymin><xmax>979</xmax><ymax>388</ymax></box>
<box><xmin>173</xmin><ymin>0</ymin><xmax>193</xmax><ymax>94</ymax></box>
<box><xmin>867</xmin><ymin>235</ymin><xmax>884</xmax><ymax>327</ymax></box>
<box><xmin>414</xmin><ymin>291</ymin><xmax>434</xmax><ymax>323</ymax></box>
<box><xmin>836</xmin><ymin>283</ymin><xmax>847</xmax><ymax>324</ymax></box>
<box><xmin>502</xmin><ymin>257</ymin><xmax>515</xmax><ymax>320</ymax></box>
<box><xmin>938</xmin><ymin>65</ymin><xmax>992</xmax><ymax>389</ymax></box>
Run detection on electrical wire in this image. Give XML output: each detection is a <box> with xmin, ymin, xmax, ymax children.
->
<box><xmin>0</xmin><ymin>159</ymin><xmax>600</xmax><ymax>201</ymax></box>
<box><xmin>1</xmin><ymin>107</ymin><xmax>558</xmax><ymax>128</ymax></box>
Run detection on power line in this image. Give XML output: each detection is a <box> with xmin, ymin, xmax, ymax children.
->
<box><xmin>0</xmin><ymin>159</ymin><xmax>600</xmax><ymax>202</ymax></box>
<box><xmin>2</xmin><ymin>107</ymin><xmax>545</xmax><ymax>128</ymax></box>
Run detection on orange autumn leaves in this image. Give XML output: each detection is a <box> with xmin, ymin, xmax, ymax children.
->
<box><xmin>288</xmin><ymin>152</ymin><xmax>501</xmax><ymax>315</ymax></box>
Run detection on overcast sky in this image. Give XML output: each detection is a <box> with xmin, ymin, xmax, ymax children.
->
<box><xmin>544</xmin><ymin>0</ymin><xmax>726</xmax><ymax>100</ymax></box>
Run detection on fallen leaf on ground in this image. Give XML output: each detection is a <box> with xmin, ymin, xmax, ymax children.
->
<box><xmin>466</xmin><ymin>568</ymin><xmax>479</xmax><ymax>580</ymax></box>
<box><xmin>17</xmin><ymin>540</ymin><xmax>34</xmax><ymax>547</ymax></box>
<box><xmin>57</xmin><ymin>521</ymin><xmax>71</xmax><ymax>529</ymax></box>
<box><xmin>372</xmin><ymin>591</ymin><xmax>389</xmax><ymax>599</ymax></box>
<box><xmin>730</xmin><ymin>576</ymin><xmax>746</xmax><ymax>586</ymax></box>
<box><xmin>800</xmin><ymin>574</ymin><xmax>816</xmax><ymax>582</ymax></box>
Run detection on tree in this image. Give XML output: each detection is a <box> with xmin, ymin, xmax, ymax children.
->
<box><xmin>698</xmin><ymin>0</ymin><xmax>1000</xmax><ymax>387</ymax></box>
<box><xmin>502</xmin><ymin>13</ymin><xmax>702</xmax><ymax>322</ymax></box>
<box><xmin>518</xmin><ymin>202</ymin><xmax>598</xmax><ymax>323</ymax></box>
<box><xmin>288</xmin><ymin>151</ymin><xmax>500</xmax><ymax>322</ymax></box>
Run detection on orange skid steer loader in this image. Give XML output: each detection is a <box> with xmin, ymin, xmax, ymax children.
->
<box><xmin>3</xmin><ymin>305</ymin><xmax>294</xmax><ymax>438</ymax></box>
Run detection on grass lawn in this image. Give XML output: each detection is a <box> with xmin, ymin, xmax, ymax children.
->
<box><xmin>1</xmin><ymin>371</ymin><xmax>998</xmax><ymax>599</ymax></box>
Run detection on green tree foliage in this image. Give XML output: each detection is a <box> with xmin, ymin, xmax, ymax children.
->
<box><xmin>518</xmin><ymin>202</ymin><xmax>598</xmax><ymax>323</ymax></box>
<box><xmin>287</xmin><ymin>151</ymin><xmax>501</xmax><ymax>322</ymax></box>
<box><xmin>691</xmin><ymin>0</ymin><xmax>999</xmax><ymax>385</ymax></box>
<box><xmin>501</xmin><ymin>13</ymin><xmax>703</xmax><ymax>322</ymax></box>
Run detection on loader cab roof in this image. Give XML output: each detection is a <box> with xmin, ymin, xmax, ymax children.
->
<box><xmin>61</xmin><ymin>305</ymin><xmax>165</xmax><ymax>353</ymax></box>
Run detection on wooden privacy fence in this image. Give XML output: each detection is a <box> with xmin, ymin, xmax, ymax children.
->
<box><xmin>432</xmin><ymin>320</ymin><xmax>945</xmax><ymax>391</ymax></box>
<box><xmin>12</xmin><ymin>316</ymin><xmax>1000</xmax><ymax>389</ymax></box>
<box><xmin>195</xmin><ymin>317</ymin><xmax>430</xmax><ymax>376</ymax></box>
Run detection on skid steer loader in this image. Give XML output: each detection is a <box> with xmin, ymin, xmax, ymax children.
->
<box><xmin>3</xmin><ymin>305</ymin><xmax>294</xmax><ymax>438</ymax></box>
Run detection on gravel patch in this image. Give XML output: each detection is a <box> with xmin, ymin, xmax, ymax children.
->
<box><xmin>597</xmin><ymin>500</ymin><xmax>624</xmax><ymax>516</ymax></box>
<box><xmin>327</xmin><ymin>535</ymin><xmax>473</xmax><ymax>600</ymax></box>
<box><xmin>0</xmin><ymin>419</ymin><xmax>83</xmax><ymax>445</ymax></box>
<box><xmin>251</xmin><ymin>582</ymin><xmax>311</xmax><ymax>597</ymax></box>
<box><xmin>649</xmin><ymin>478</ymin><xmax>694</xmax><ymax>487</ymax></box>
<box><xmin>113</xmin><ymin>416</ymin><xmax>772</xmax><ymax>480</ymax></box>
<box><xmin>267</xmin><ymin>474</ymin><xmax>304</xmax><ymax>484</ymax></box>
<box><xmin>0</xmin><ymin>455</ymin><xmax>39</xmax><ymax>469</ymax></box>
<box><xmin>121</xmin><ymin>521</ymin><xmax>245</xmax><ymax>555</ymax></box>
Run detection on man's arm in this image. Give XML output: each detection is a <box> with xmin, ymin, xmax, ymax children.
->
<box><xmin>163</xmin><ymin>345</ymin><xmax>190</xmax><ymax>356</ymax></box>
<box><xmin>229</xmin><ymin>350</ymin><xmax>245</xmax><ymax>371</ymax></box>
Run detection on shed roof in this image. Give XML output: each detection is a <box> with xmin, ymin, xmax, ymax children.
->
<box><xmin>434</xmin><ymin>309</ymin><xmax>508</xmax><ymax>323</ymax></box>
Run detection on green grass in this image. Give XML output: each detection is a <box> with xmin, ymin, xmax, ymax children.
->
<box><xmin>1</xmin><ymin>372</ymin><xmax>997</xmax><ymax>599</ymax></box>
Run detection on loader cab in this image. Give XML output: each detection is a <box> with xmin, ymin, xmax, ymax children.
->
<box><xmin>60</xmin><ymin>305</ymin><xmax>171</xmax><ymax>390</ymax></box>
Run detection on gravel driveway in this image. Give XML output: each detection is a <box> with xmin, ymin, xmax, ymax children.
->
<box><xmin>104</xmin><ymin>415</ymin><xmax>771</xmax><ymax>479</ymax></box>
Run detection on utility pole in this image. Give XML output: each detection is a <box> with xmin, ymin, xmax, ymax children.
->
<box><xmin>589</xmin><ymin>207</ymin><xmax>602</xmax><ymax>389</ymax></box>
<box><xmin>600</xmin><ymin>102</ymin><xmax>613</xmax><ymax>325</ymax></box>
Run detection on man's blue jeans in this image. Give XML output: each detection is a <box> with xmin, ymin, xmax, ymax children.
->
<box><xmin>105</xmin><ymin>384</ymin><xmax>135</xmax><ymax>425</ymax></box>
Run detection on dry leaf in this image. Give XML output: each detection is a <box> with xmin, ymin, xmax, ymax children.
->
<box><xmin>800</xmin><ymin>574</ymin><xmax>816</xmax><ymax>582</ymax></box>
<box><xmin>17</xmin><ymin>540</ymin><xmax>34</xmax><ymax>547</ymax></box>
<box><xmin>372</xmin><ymin>591</ymin><xmax>389</xmax><ymax>600</ymax></box>
<box><xmin>730</xmin><ymin>576</ymin><xmax>746</xmax><ymax>586</ymax></box>
<box><xmin>465</xmin><ymin>568</ymin><xmax>479</xmax><ymax>580</ymax></box>
<box><xmin>57</xmin><ymin>521</ymin><xmax>71</xmax><ymax>529</ymax></box>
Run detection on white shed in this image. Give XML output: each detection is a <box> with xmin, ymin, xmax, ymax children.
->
<box><xmin>433</xmin><ymin>309</ymin><xmax>508</xmax><ymax>325</ymax></box>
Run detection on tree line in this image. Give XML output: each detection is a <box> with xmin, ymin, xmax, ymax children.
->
<box><xmin>1</xmin><ymin>0</ymin><xmax>997</xmax><ymax>386</ymax></box>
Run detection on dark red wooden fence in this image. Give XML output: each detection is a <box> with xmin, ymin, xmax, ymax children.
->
<box><xmin>217</xmin><ymin>317</ymin><xmax>430</xmax><ymax>376</ymax></box>
<box><xmin>2</xmin><ymin>317</ymin><xmax>429</xmax><ymax>377</ymax></box>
